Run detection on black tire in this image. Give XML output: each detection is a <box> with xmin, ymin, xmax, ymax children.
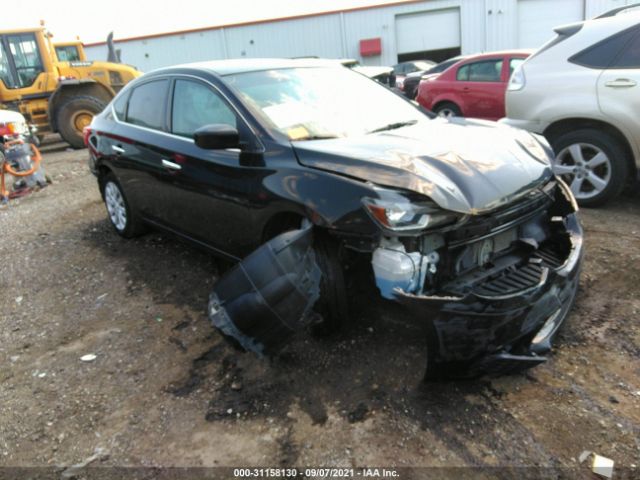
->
<box><xmin>550</xmin><ymin>128</ymin><xmax>630</xmax><ymax>207</ymax></box>
<box><xmin>433</xmin><ymin>101</ymin><xmax>462</xmax><ymax>118</ymax></box>
<box><xmin>56</xmin><ymin>95</ymin><xmax>106</xmax><ymax>149</ymax></box>
<box><xmin>312</xmin><ymin>232</ymin><xmax>349</xmax><ymax>333</ymax></box>
<box><xmin>99</xmin><ymin>172</ymin><xmax>147</xmax><ymax>238</ymax></box>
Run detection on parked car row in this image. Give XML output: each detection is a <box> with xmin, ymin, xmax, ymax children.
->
<box><xmin>410</xmin><ymin>6</ymin><xmax>639</xmax><ymax>207</ymax></box>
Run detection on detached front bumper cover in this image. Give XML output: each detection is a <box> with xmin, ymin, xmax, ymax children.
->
<box><xmin>208</xmin><ymin>228</ymin><xmax>321</xmax><ymax>356</ymax></box>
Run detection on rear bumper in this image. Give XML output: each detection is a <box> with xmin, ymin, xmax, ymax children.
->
<box><xmin>396</xmin><ymin>213</ymin><xmax>583</xmax><ymax>375</ymax></box>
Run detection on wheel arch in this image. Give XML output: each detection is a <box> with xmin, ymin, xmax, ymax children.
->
<box><xmin>544</xmin><ymin>118</ymin><xmax>636</xmax><ymax>177</ymax></box>
<box><xmin>432</xmin><ymin>99</ymin><xmax>462</xmax><ymax>115</ymax></box>
<box><xmin>261</xmin><ymin>211</ymin><xmax>306</xmax><ymax>242</ymax></box>
<box><xmin>96</xmin><ymin>164</ymin><xmax>114</xmax><ymax>198</ymax></box>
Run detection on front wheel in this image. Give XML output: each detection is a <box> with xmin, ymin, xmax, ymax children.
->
<box><xmin>551</xmin><ymin>129</ymin><xmax>629</xmax><ymax>207</ymax></box>
<box><xmin>312</xmin><ymin>232</ymin><xmax>349</xmax><ymax>334</ymax></box>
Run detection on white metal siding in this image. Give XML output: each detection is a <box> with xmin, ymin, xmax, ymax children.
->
<box><xmin>517</xmin><ymin>0</ymin><xmax>584</xmax><ymax>48</ymax></box>
<box><xmin>223</xmin><ymin>15</ymin><xmax>344</xmax><ymax>60</ymax></box>
<box><xmin>83</xmin><ymin>0</ymin><xmax>632</xmax><ymax>71</ymax></box>
<box><xmin>395</xmin><ymin>8</ymin><xmax>461</xmax><ymax>54</ymax></box>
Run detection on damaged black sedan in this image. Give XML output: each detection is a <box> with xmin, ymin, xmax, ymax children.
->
<box><xmin>86</xmin><ymin>59</ymin><xmax>583</xmax><ymax>378</ymax></box>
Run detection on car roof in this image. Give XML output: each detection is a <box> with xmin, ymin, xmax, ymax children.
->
<box><xmin>462</xmin><ymin>49</ymin><xmax>535</xmax><ymax>60</ymax></box>
<box><xmin>150</xmin><ymin>58</ymin><xmax>345</xmax><ymax>76</ymax></box>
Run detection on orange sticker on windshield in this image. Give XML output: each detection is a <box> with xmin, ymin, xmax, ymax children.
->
<box><xmin>287</xmin><ymin>126</ymin><xmax>309</xmax><ymax>140</ymax></box>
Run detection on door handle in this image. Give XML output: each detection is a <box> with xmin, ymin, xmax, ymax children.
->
<box><xmin>462</xmin><ymin>87</ymin><xmax>470</xmax><ymax>92</ymax></box>
<box><xmin>162</xmin><ymin>159</ymin><xmax>182</xmax><ymax>171</ymax></box>
<box><xmin>112</xmin><ymin>145</ymin><xmax>125</xmax><ymax>154</ymax></box>
<box><xmin>605</xmin><ymin>78</ymin><xmax>637</xmax><ymax>88</ymax></box>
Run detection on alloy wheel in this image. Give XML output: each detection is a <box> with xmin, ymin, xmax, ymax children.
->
<box><xmin>104</xmin><ymin>181</ymin><xmax>127</xmax><ymax>231</ymax></box>
<box><xmin>553</xmin><ymin>143</ymin><xmax>612</xmax><ymax>201</ymax></box>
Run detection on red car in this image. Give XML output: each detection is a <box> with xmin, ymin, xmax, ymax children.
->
<box><xmin>416</xmin><ymin>51</ymin><xmax>531</xmax><ymax>121</ymax></box>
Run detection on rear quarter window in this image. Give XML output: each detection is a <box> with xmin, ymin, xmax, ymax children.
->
<box><xmin>112</xmin><ymin>91</ymin><xmax>129</xmax><ymax>120</ymax></box>
<box><xmin>570</xmin><ymin>25</ymin><xmax>639</xmax><ymax>69</ymax></box>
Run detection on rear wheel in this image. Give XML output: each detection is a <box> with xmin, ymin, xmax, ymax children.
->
<box><xmin>56</xmin><ymin>96</ymin><xmax>106</xmax><ymax>149</ymax></box>
<box><xmin>433</xmin><ymin>102</ymin><xmax>462</xmax><ymax>118</ymax></box>
<box><xmin>551</xmin><ymin>129</ymin><xmax>629</xmax><ymax>207</ymax></box>
<box><xmin>100</xmin><ymin>173</ymin><xmax>147</xmax><ymax>238</ymax></box>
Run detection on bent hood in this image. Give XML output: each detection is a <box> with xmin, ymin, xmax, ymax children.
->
<box><xmin>292</xmin><ymin>118</ymin><xmax>554</xmax><ymax>214</ymax></box>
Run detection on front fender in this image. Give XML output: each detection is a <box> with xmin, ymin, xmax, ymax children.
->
<box><xmin>254</xmin><ymin>163</ymin><xmax>380</xmax><ymax>240</ymax></box>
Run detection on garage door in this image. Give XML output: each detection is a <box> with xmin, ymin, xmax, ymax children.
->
<box><xmin>395</xmin><ymin>8</ymin><xmax>461</xmax><ymax>55</ymax></box>
<box><xmin>517</xmin><ymin>0</ymin><xmax>584</xmax><ymax>48</ymax></box>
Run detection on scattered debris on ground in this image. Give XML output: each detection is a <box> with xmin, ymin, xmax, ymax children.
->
<box><xmin>1</xmin><ymin>138</ymin><xmax>639</xmax><ymax>472</ymax></box>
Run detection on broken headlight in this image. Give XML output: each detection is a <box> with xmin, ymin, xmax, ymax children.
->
<box><xmin>363</xmin><ymin>188</ymin><xmax>459</xmax><ymax>232</ymax></box>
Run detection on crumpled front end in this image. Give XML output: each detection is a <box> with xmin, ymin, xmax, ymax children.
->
<box><xmin>371</xmin><ymin>179</ymin><xmax>583</xmax><ymax>376</ymax></box>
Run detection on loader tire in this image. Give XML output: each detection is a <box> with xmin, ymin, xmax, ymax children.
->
<box><xmin>56</xmin><ymin>95</ymin><xmax>106</xmax><ymax>149</ymax></box>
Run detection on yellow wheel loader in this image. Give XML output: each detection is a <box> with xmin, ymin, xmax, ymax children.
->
<box><xmin>0</xmin><ymin>28</ymin><xmax>141</xmax><ymax>148</ymax></box>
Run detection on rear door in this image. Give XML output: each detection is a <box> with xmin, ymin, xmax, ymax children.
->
<box><xmin>597</xmin><ymin>27</ymin><xmax>640</xmax><ymax>148</ymax></box>
<box><xmin>455</xmin><ymin>57</ymin><xmax>505</xmax><ymax>120</ymax></box>
<box><xmin>109</xmin><ymin>78</ymin><xmax>172</xmax><ymax>219</ymax></box>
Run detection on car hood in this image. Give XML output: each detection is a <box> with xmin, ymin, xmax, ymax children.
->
<box><xmin>292</xmin><ymin>118</ymin><xmax>553</xmax><ymax>214</ymax></box>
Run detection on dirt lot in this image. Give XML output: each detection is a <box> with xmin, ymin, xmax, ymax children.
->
<box><xmin>1</xmin><ymin>139</ymin><xmax>639</xmax><ymax>478</ymax></box>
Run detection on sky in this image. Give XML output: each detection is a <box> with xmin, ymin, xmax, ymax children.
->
<box><xmin>3</xmin><ymin>0</ymin><xmax>405</xmax><ymax>44</ymax></box>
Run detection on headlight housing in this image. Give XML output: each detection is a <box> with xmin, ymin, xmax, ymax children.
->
<box><xmin>362</xmin><ymin>188</ymin><xmax>459</xmax><ymax>232</ymax></box>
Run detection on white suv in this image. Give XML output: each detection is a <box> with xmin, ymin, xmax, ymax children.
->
<box><xmin>501</xmin><ymin>6</ymin><xmax>640</xmax><ymax>206</ymax></box>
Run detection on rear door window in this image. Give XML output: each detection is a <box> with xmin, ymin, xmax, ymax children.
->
<box><xmin>126</xmin><ymin>80</ymin><xmax>169</xmax><ymax>130</ymax></box>
<box><xmin>171</xmin><ymin>79</ymin><xmax>237</xmax><ymax>138</ymax></box>
<box><xmin>611</xmin><ymin>31</ymin><xmax>640</xmax><ymax>68</ymax></box>
<box><xmin>570</xmin><ymin>26</ymin><xmax>639</xmax><ymax>69</ymax></box>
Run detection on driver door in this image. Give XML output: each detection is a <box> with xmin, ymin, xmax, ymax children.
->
<box><xmin>152</xmin><ymin>77</ymin><xmax>263</xmax><ymax>258</ymax></box>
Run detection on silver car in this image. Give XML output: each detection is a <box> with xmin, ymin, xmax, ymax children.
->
<box><xmin>501</xmin><ymin>5</ymin><xmax>640</xmax><ymax>206</ymax></box>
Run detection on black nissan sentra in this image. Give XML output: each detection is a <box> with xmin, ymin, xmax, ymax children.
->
<box><xmin>86</xmin><ymin>58</ymin><xmax>583</xmax><ymax>379</ymax></box>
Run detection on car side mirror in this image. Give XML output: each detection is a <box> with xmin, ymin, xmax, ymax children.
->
<box><xmin>194</xmin><ymin>124</ymin><xmax>240</xmax><ymax>149</ymax></box>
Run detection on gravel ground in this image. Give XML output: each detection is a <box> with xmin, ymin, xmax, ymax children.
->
<box><xmin>1</xmin><ymin>139</ymin><xmax>639</xmax><ymax>478</ymax></box>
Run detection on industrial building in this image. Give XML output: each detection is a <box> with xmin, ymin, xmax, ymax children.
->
<box><xmin>84</xmin><ymin>0</ymin><xmax>635</xmax><ymax>71</ymax></box>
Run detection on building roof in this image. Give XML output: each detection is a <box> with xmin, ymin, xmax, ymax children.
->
<box><xmin>84</xmin><ymin>0</ymin><xmax>427</xmax><ymax>47</ymax></box>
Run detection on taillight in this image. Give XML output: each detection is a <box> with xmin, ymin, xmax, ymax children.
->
<box><xmin>58</xmin><ymin>75</ymin><xmax>77</xmax><ymax>82</ymax></box>
<box><xmin>83</xmin><ymin>126</ymin><xmax>92</xmax><ymax>147</ymax></box>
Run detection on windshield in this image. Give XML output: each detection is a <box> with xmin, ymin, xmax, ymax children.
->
<box><xmin>412</xmin><ymin>61</ymin><xmax>434</xmax><ymax>71</ymax></box>
<box><xmin>225</xmin><ymin>67</ymin><xmax>425</xmax><ymax>140</ymax></box>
